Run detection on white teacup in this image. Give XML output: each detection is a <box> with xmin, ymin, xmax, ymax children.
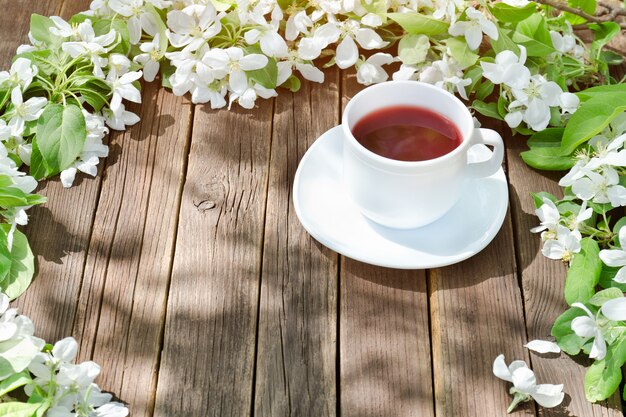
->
<box><xmin>342</xmin><ymin>81</ymin><xmax>504</xmax><ymax>229</ymax></box>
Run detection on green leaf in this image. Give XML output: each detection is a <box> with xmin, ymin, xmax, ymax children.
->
<box><xmin>445</xmin><ymin>37</ymin><xmax>478</xmax><ymax>69</ymax></box>
<box><xmin>93</xmin><ymin>18</ymin><xmax>130</xmax><ymax>55</ymax></box>
<box><xmin>398</xmin><ymin>34</ymin><xmax>430</xmax><ymax>65</ymax></box>
<box><xmin>599</xmin><ymin>265</ymin><xmax>626</xmax><ymax>291</ymax></box>
<box><xmin>0</xmin><ymin>403</ymin><xmax>41</xmax><ymax>417</ymax></box>
<box><xmin>601</xmin><ymin>50</ymin><xmax>624</xmax><ymax>66</ymax></box>
<box><xmin>585</xmin><ymin>335</ymin><xmax>626</xmax><ymax>402</ymax></box>
<box><xmin>564</xmin><ymin>238</ymin><xmax>602</xmax><ymax>305</ymax></box>
<box><xmin>281</xmin><ymin>75</ymin><xmax>301</xmax><ymax>93</ymax></box>
<box><xmin>387</xmin><ymin>12</ymin><xmax>449</xmax><ymax>35</ymax></box>
<box><xmin>521</xmin><ymin>128</ymin><xmax>575</xmax><ymax>170</ymax></box>
<box><xmin>589</xmin><ymin>288</ymin><xmax>624</xmax><ymax>307</ymax></box>
<box><xmin>491</xmin><ymin>26</ymin><xmax>519</xmax><ymax>55</ymax></box>
<box><xmin>560</xmin><ymin>93</ymin><xmax>626</xmax><ymax>155</ymax></box>
<box><xmin>0</xmin><ymin>229</ymin><xmax>11</xmax><ymax>284</ymax></box>
<box><xmin>0</xmin><ymin>372</ymin><xmax>32</xmax><ymax>397</ymax></box>
<box><xmin>512</xmin><ymin>14</ymin><xmax>554</xmax><ymax>56</ymax></box>
<box><xmin>576</xmin><ymin>84</ymin><xmax>626</xmax><ymax>102</ymax></box>
<box><xmin>551</xmin><ymin>307</ymin><xmax>587</xmax><ymax>355</ymax></box>
<box><xmin>35</xmin><ymin>104</ymin><xmax>86</xmax><ymax>176</ymax></box>
<box><xmin>589</xmin><ymin>22</ymin><xmax>620</xmax><ymax>57</ymax></box>
<box><xmin>565</xmin><ymin>0</ymin><xmax>596</xmax><ymax>24</ymax></box>
<box><xmin>0</xmin><ymin>225</ymin><xmax>35</xmax><ymax>300</ymax></box>
<box><xmin>29</xmin><ymin>139</ymin><xmax>48</xmax><ymax>181</ymax></box>
<box><xmin>29</xmin><ymin>14</ymin><xmax>61</xmax><ymax>46</ymax></box>
<box><xmin>471</xmin><ymin>100</ymin><xmax>502</xmax><ymax>121</ymax></box>
<box><xmin>245</xmin><ymin>59</ymin><xmax>278</xmax><ymax>90</ymax></box>
<box><xmin>79</xmin><ymin>87</ymin><xmax>108</xmax><ymax>112</ymax></box>
<box><xmin>475</xmin><ymin>80</ymin><xmax>494</xmax><ymax>101</ymax></box>
<box><xmin>530</xmin><ymin>191</ymin><xmax>558</xmax><ymax>208</ymax></box>
<box><xmin>489</xmin><ymin>2</ymin><xmax>537</xmax><ymax>23</ymax></box>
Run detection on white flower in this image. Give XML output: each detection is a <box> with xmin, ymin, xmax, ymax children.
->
<box><xmin>570</xmin><ymin>299</ymin><xmax>626</xmax><ymax>360</ymax></box>
<box><xmin>0</xmin><ymin>58</ymin><xmax>38</xmax><ymax>90</ymax></box>
<box><xmin>106</xmin><ymin>71</ymin><xmax>143</xmax><ymax>114</ymax></box>
<box><xmin>0</xmin><ymin>293</ymin><xmax>45</xmax><ymax>379</ymax></box>
<box><xmin>229</xmin><ymin>82</ymin><xmax>277</xmax><ymax>110</ymax></box>
<box><xmin>481</xmin><ymin>46</ymin><xmax>530</xmax><ymax>90</ymax></box>
<box><xmin>61</xmin><ymin>111</ymin><xmax>109</xmax><ymax>188</ymax></box>
<box><xmin>448</xmin><ymin>7</ymin><xmax>498</xmax><ymax>50</ymax></box>
<box><xmin>134</xmin><ymin>33</ymin><xmax>165</xmax><ymax>82</ymax></box>
<box><xmin>313</xmin><ymin>19</ymin><xmax>388</xmax><ymax>69</ymax></box>
<box><xmin>493</xmin><ymin>355</ymin><xmax>564</xmax><ymax>412</ymax></box>
<box><xmin>276</xmin><ymin>50</ymin><xmax>325</xmax><ymax>85</ymax></box>
<box><xmin>525</xmin><ymin>340</ymin><xmax>561</xmax><ymax>354</ymax></box>
<box><xmin>356</xmin><ymin>53</ymin><xmax>394</xmax><ymax>85</ymax></box>
<box><xmin>433</xmin><ymin>0</ymin><xmax>464</xmax><ymax>21</ymax></box>
<box><xmin>202</xmin><ymin>47</ymin><xmax>268</xmax><ymax>95</ymax></box>
<box><xmin>166</xmin><ymin>4</ymin><xmax>223</xmax><ymax>51</ymax></box>
<box><xmin>60</xmin><ymin>20</ymin><xmax>117</xmax><ymax>78</ymax></box>
<box><xmin>599</xmin><ymin>228</ymin><xmax>626</xmax><ymax>283</ymax></box>
<box><xmin>559</xmin><ymin>92</ymin><xmax>579</xmax><ymax>115</ymax></box>
<box><xmin>509</xmin><ymin>75</ymin><xmax>563</xmax><ymax>131</ymax></box>
<box><xmin>286</xmin><ymin>10</ymin><xmax>313</xmax><ymax>41</ymax></box>
<box><xmin>531</xmin><ymin>197</ymin><xmax>559</xmax><ymax>237</ymax></box>
<box><xmin>541</xmin><ymin>224</ymin><xmax>581</xmax><ymax>262</ymax></box>
<box><xmin>6</xmin><ymin>87</ymin><xmax>47</xmax><ymax>137</ymax></box>
<box><xmin>550</xmin><ymin>28</ymin><xmax>584</xmax><ymax>59</ymax></box>
<box><xmin>94</xmin><ymin>402</ymin><xmax>130</xmax><ymax>417</ymax></box>
<box><xmin>572</xmin><ymin>168</ymin><xmax>626</xmax><ymax>206</ymax></box>
<box><xmin>104</xmin><ymin>104</ymin><xmax>140</xmax><ymax>130</ymax></box>
<box><xmin>244</xmin><ymin>24</ymin><xmax>289</xmax><ymax>58</ymax></box>
<box><xmin>109</xmin><ymin>0</ymin><xmax>159</xmax><ymax>44</ymax></box>
<box><xmin>108</xmin><ymin>53</ymin><xmax>132</xmax><ymax>78</ymax></box>
<box><xmin>419</xmin><ymin>55</ymin><xmax>471</xmax><ymax>99</ymax></box>
<box><xmin>392</xmin><ymin>64</ymin><xmax>419</xmax><ymax>81</ymax></box>
<box><xmin>191</xmin><ymin>82</ymin><xmax>227</xmax><ymax>108</ymax></box>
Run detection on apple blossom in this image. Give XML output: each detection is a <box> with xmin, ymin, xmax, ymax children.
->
<box><xmin>493</xmin><ymin>355</ymin><xmax>564</xmax><ymax>412</ymax></box>
<box><xmin>448</xmin><ymin>7</ymin><xmax>498</xmax><ymax>50</ymax></box>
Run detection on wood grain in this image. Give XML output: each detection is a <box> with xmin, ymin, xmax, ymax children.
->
<box><xmin>6</xmin><ymin>0</ymin><xmax>104</xmax><ymax>344</ymax></box>
<box><xmin>339</xmin><ymin>72</ymin><xmax>435</xmax><ymax>417</ymax></box>
<box><xmin>429</xmin><ymin>118</ymin><xmax>535</xmax><ymax>417</ymax></box>
<box><xmin>71</xmin><ymin>79</ymin><xmax>192</xmax><ymax>417</ymax></box>
<box><xmin>507</xmin><ymin>134</ymin><xmax>624</xmax><ymax>417</ymax></box>
<box><xmin>153</xmin><ymin>100</ymin><xmax>273</xmax><ymax>417</ymax></box>
<box><xmin>253</xmin><ymin>70</ymin><xmax>340</xmax><ymax>417</ymax></box>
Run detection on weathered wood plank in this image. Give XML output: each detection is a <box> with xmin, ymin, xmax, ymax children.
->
<box><xmin>154</xmin><ymin>101</ymin><xmax>273</xmax><ymax>417</ymax></box>
<box><xmin>7</xmin><ymin>0</ymin><xmax>103</xmax><ymax>343</ymax></box>
<box><xmin>507</xmin><ymin>135</ymin><xmax>623</xmax><ymax>416</ymax></box>
<box><xmin>429</xmin><ymin>117</ymin><xmax>535</xmax><ymax>416</ymax></box>
<box><xmin>71</xmin><ymin>79</ymin><xmax>192</xmax><ymax>417</ymax></box>
<box><xmin>254</xmin><ymin>70</ymin><xmax>340</xmax><ymax>417</ymax></box>
<box><xmin>339</xmin><ymin>72</ymin><xmax>435</xmax><ymax>417</ymax></box>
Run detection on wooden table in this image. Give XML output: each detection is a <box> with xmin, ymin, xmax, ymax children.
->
<box><xmin>3</xmin><ymin>2</ymin><xmax>626</xmax><ymax>416</ymax></box>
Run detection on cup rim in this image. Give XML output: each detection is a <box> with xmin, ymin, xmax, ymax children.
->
<box><xmin>342</xmin><ymin>80</ymin><xmax>474</xmax><ymax>168</ymax></box>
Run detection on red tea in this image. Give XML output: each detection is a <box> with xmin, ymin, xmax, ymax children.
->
<box><xmin>351</xmin><ymin>106</ymin><xmax>462</xmax><ymax>162</ymax></box>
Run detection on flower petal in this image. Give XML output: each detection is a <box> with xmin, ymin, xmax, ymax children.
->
<box><xmin>531</xmin><ymin>384</ymin><xmax>564</xmax><ymax>408</ymax></box>
<box><xmin>335</xmin><ymin>36</ymin><xmax>358</xmax><ymax>69</ymax></box>
<box><xmin>525</xmin><ymin>340</ymin><xmax>561</xmax><ymax>354</ymax></box>
<box><xmin>492</xmin><ymin>354</ymin><xmax>512</xmax><ymax>382</ymax></box>
<box><xmin>571</xmin><ymin>315</ymin><xmax>596</xmax><ymax>338</ymax></box>
<box><xmin>511</xmin><ymin>366</ymin><xmax>537</xmax><ymax>394</ymax></box>
<box><xmin>599</xmin><ymin>249</ymin><xmax>626</xmax><ymax>268</ymax></box>
<box><xmin>601</xmin><ymin>297</ymin><xmax>626</xmax><ymax>321</ymax></box>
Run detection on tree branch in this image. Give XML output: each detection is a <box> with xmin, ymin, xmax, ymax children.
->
<box><xmin>533</xmin><ymin>0</ymin><xmax>626</xmax><ymax>29</ymax></box>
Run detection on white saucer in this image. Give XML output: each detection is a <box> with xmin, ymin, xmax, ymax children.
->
<box><xmin>292</xmin><ymin>126</ymin><xmax>509</xmax><ymax>269</ymax></box>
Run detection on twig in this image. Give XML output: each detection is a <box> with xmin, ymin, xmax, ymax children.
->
<box><xmin>534</xmin><ymin>0</ymin><xmax>626</xmax><ymax>29</ymax></box>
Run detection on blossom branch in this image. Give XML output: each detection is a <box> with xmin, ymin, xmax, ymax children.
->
<box><xmin>534</xmin><ymin>0</ymin><xmax>626</xmax><ymax>29</ymax></box>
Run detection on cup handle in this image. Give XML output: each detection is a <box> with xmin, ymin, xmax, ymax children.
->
<box><xmin>466</xmin><ymin>128</ymin><xmax>504</xmax><ymax>178</ymax></box>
